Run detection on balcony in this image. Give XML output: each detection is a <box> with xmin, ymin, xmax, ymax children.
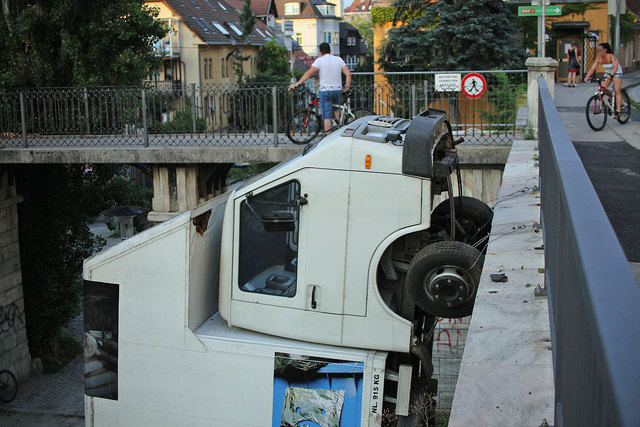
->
<box><xmin>155</xmin><ymin>19</ymin><xmax>180</xmax><ymax>58</ymax></box>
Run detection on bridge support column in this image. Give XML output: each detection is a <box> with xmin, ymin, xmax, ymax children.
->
<box><xmin>526</xmin><ymin>57</ymin><xmax>559</xmax><ymax>135</ymax></box>
<box><xmin>148</xmin><ymin>164</ymin><xmax>232</xmax><ymax>222</ymax></box>
<box><xmin>0</xmin><ymin>169</ymin><xmax>32</xmax><ymax>382</ymax></box>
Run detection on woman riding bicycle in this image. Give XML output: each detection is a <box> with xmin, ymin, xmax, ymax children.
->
<box><xmin>584</xmin><ymin>43</ymin><xmax>623</xmax><ymax>119</ymax></box>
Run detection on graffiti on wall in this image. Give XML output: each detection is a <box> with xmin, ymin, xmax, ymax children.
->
<box><xmin>0</xmin><ymin>302</ymin><xmax>25</xmax><ymax>334</ymax></box>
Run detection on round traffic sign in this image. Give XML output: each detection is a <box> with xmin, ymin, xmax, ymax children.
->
<box><xmin>461</xmin><ymin>73</ymin><xmax>487</xmax><ymax>99</ymax></box>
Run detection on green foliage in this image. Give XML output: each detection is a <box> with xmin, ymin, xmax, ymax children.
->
<box><xmin>228</xmin><ymin>0</ymin><xmax>257</xmax><ymax>83</ymax></box>
<box><xmin>380</xmin><ymin>0</ymin><xmax>527</xmax><ymax>71</ymax></box>
<box><xmin>16</xmin><ymin>164</ymin><xmax>152</xmax><ymax>363</ymax></box>
<box><xmin>0</xmin><ymin>0</ymin><xmax>167</xmax><ymax>90</ymax></box>
<box><xmin>238</xmin><ymin>0</ymin><xmax>257</xmax><ymax>38</ymax></box>
<box><xmin>610</xmin><ymin>13</ymin><xmax>636</xmax><ymax>47</ymax></box>
<box><xmin>561</xmin><ymin>3</ymin><xmax>597</xmax><ymax>17</ymax></box>
<box><xmin>149</xmin><ymin>108</ymin><xmax>206</xmax><ymax>133</ymax></box>
<box><xmin>258</xmin><ymin>40</ymin><xmax>290</xmax><ymax>76</ymax></box>
<box><xmin>351</xmin><ymin>17</ymin><xmax>373</xmax><ymax>49</ymax></box>
<box><xmin>246</xmin><ymin>73</ymin><xmax>291</xmax><ymax>84</ymax></box>
<box><xmin>227</xmin><ymin>163</ymin><xmax>275</xmax><ymax>183</ymax></box>
<box><xmin>479</xmin><ymin>72</ymin><xmax>526</xmax><ymax>130</ymax></box>
<box><xmin>371</xmin><ymin>7</ymin><xmax>395</xmax><ymax>24</ymax></box>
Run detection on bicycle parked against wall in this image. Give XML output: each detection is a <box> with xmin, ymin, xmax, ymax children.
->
<box><xmin>585</xmin><ymin>77</ymin><xmax>631</xmax><ymax>131</ymax></box>
<box><xmin>0</xmin><ymin>369</ymin><xmax>17</xmax><ymax>403</ymax></box>
<box><xmin>286</xmin><ymin>86</ymin><xmax>374</xmax><ymax>144</ymax></box>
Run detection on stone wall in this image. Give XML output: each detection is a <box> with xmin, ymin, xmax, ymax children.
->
<box><xmin>0</xmin><ymin>169</ymin><xmax>31</xmax><ymax>381</ymax></box>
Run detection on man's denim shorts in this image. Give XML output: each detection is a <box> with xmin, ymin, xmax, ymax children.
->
<box><xmin>319</xmin><ymin>90</ymin><xmax>342</xmax><ymax>120</ymax></box>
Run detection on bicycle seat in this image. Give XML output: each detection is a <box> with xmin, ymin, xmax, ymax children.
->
<box><xmin>343</xmin><ymin>90</ymin><xmax>353</xmax><ymax>98</ymax></box>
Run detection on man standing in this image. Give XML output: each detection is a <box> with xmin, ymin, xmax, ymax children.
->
<box><xmin>289</xmin><ymin>42</ymin><xmax>351</xmax><ymax>132</ymax></box>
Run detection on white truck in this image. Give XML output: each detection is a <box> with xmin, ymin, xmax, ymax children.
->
<box><xmin>82</xmin><ymin>111</ymin><xmax>492</xmax><ymax>426</ymax></box>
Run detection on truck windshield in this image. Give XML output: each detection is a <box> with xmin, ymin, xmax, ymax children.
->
<box><xmin>238</xmin><ymin>181</ymin><xmax>300</xmax><ymax>297</ymax></box>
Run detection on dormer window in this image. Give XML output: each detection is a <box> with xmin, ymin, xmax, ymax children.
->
<box><xmin>317</xmin><ymin>4</ymin><xmax>335</xmax><ymax>15</ymax></box>
<box><xmin>284</xmin><ymin>2</ymin><xmax>300</xmax><ymax>15</ymax></box>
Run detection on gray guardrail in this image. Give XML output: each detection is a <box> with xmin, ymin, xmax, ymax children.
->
<box><xmin>538</xmin><ymin>77</ymin><xmax>640</xmax><ymax>426</ymax></box>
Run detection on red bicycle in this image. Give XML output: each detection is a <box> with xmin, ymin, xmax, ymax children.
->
<box><xmin>286</xmin><ymin>86</ymin><xmax>373</xmax><ymax>144</ymax></box>
<box><xmin>585</xmin><ymin>77</ymin><xmax>631</xmax><ymax>131</ymax></box>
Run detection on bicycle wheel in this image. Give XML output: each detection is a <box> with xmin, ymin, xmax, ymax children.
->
<box><xmin>617</xmin><ymin>90</ymin><xmax>631</xmax><ymax>124</ymax></box>
<box><xmin>0</xmin><ymin>370</ymin><xmax>17</xmax><ymax>403</ymax></box>
<box><xmin>586</xmin><ymin>95</ymin><xmax>607</xmax><ymax>131</ymax></box>
<box><xmin>286</xmin><ymin>111</ymin><xmax>321</xmax><ymax>144</ymax></box>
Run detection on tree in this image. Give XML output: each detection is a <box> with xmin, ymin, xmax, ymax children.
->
<box><xmin>351</xmin><ymin>16</ymin><xmax>373</xmax><ymax>49</ymax></box>
<box><xmin>227</xmin><ymin>0</ymin><xmax>257</xmax><ymax>83</ymax></box>
<box><xmin>0</xmin><ymin>1</ymin><xmax>162</xmax><ymax>371</ymax></box>
<box><xmin>379</xmin><ymin>0</ymin><xmax>527</xmax><ymax>71</ymax></box>
<box><xmin>0</xmin><ymin>0</ymin><xmax>166</xmax><ymax>89</ymax></box>
<box><xmin>16</xmin><ymin>164</ymin><xmax>152</xmax><ymax>370</ymax></box>
<box><xmin>257</xmin><ymin>40</ymin><xmax>290</xmax><ymax>76</ymax></box>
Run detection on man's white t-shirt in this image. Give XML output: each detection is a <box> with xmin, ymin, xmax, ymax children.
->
<box><xmin>311</xmin><ymin>54</ymin><xmax>346</xmax><ymax>92</ymax></box>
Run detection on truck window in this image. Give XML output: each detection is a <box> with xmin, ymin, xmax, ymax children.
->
<box><xmin>238</xmin><ymin>181</ymin><xmax>300</xmax><ymax>297</ymax></box>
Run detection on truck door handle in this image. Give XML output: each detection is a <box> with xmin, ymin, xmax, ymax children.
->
<box><xmin>311</xmin><ymin>286</ymin><xmax>317</xmax><ymax>309</ymax></box>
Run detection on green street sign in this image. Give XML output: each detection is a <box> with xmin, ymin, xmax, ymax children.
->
<box><xmin>518</xmin><ymin>5</ymin><xmax>562</xmax><ymax>16</ymax></box>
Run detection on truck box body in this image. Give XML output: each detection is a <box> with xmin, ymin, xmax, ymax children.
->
<box><xmin>83</xmin><ymin>196</ymin><xmax>387</xmax><ymax>426</ymax></box>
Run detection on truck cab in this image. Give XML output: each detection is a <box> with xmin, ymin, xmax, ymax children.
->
<box><xmin>219</xmin><ymin>111</ymin><xmax>492</xmax><ymax>355</ymax></box>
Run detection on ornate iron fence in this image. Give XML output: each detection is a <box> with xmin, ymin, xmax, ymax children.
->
<box><xmin>0</xmin><ymin>70</ymin><xmax>526</xmax><ymax>148</ymax></box>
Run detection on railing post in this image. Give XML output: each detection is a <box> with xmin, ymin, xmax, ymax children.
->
<box><xmin>83</xmin><ymin>88</ymin><xmax>90</xmax><ymax>136</ymax></box>
<box><xmin>141</xmin><ymin>89</ymin><xmax>149</xmax><ymax>148</ymax></box>
<box><xmin>19</xmin><ymin>92</ymin><xmax>27</xmax><ymax>148</ymax></box>
<box><xmin>411</xmin><ymin>84</ymin><xmax>417</xmax><ymax>117</ymax></box>
<box><xmin>191</xmin><ymin>83</ymin><xmax>197</xmax><ymax>135</ymax></box>
<box><xmin>272</xmin><ymin>86</ymin><xmax>278</xmax><ymax>147</ymax></box>
<box><xmin>423</xmin><ymin>80</ymin><xmax>429</xmax><ymax>111</ymax></box>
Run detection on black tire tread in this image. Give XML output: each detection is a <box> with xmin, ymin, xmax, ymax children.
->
<box><xmin>586</xmin><ymin>95</ymin><xmax>607</xmax><ymax>131</ymax></box>
<box><xmin>286</xmin><ymin>111</ymin><xmax>321</xmax><ymax>144</ymax></box>
<box><xmin>407</xmin><ymin>241</ymin><xmax>483</xmax><ymax>318</ymax></box>
<box><xmin>0</xmin><ymin>369</ymin><xmax>17</xmax><ymax>403</ymax></box>
<box><xmin>617</xmin><ymin>90</ymin><xmax>631</xmax><ymax>124</ymax></box>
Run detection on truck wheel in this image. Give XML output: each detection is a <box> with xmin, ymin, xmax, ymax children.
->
<box><xmin>432</xmin><ymin>196</ymin><xmax>493</xmax><ymax>252</ymax></box>
<box><xmin>407</xmin><ymin>241</ymin><xmax>483</xmax><ymax>318</ymax></box>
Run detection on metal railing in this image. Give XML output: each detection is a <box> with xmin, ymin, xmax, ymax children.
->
<box><xmin>0</xmin><ymin>70</ymin><xmax>526</xmax><ymax>148</ymax></box>
<box><xmin>538</xmin><ymin>77</ymin><xmax>640</xmax><ymax>427</ymax></box>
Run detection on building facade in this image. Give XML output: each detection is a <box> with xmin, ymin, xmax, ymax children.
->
<box><xmin>339</xmin><ymin>22</ymin><xmax>367</xmax><ymax>70</ymax></box>
<box><xmin>274</xmin><ymin>0</ymin><xmax>342</xmax><ymax>56</ymax></box>
<box><xmin>343</xmin><ymin>0</ymin><xmax>373</xmax><ymax>22</ymax></box>
<box><xmin>145</xmin><ymin>0</ymin><xmax>275</xmax><ymax>87</ymax></box>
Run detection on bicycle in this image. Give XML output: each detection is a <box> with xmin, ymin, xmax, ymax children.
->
<box><xmin>0</xmin><ymin>369</ymin><xmax>17</xmax><ymax>403</ymax></box>
<box><xmin>585</xmin><ymin>77</ymin><xmax>631</xmax><ymax>131</ymax></box>
<box><xmin>286</xmin><ymin>86</ymin><xmax>374</xmax><ymax>144</ymax></box>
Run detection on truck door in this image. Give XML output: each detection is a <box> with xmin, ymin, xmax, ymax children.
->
<box><xmin>233</xmin><ymin>178</ymin><xmax>306</xmax><ymax>310</ymax></box>
<box><xmin>297</xmin><ymin>168</ymin><xmax>350</xmax><ymax>315</ymax></box>
<box><xmin>231</xmin><ymin>169</ymin><xmax>350</xmax><ymax>317</ymax></box>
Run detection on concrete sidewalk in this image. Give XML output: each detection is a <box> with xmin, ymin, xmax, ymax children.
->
<box><xmin>554</xmin><ymin>70</ymin><xmax>640</xmax><ymax>281</ymax></box>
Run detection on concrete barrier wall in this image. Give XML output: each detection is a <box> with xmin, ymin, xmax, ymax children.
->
<box><xmin>0</xmin><ymin>170</ymin><xmax>31</xmax><ymax>382</ymax></box>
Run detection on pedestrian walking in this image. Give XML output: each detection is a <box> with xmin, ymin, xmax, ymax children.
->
<box><xmin>584</xmin><ymin>43</ymin><xmax>624</xmax><ymax>119</ymax></box>
<box><xmin>289</xmin><ymin>42</ymin><xmax>352</xmax><ymax>132</ymax></box>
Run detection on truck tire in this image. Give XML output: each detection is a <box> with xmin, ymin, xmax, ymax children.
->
<box><xmin>432</xmin><ymin>196</ymin><xmax>493</xmax><ymax>252</ymax></box>
<box><xmin>407</xmin><ymin>241</ymin><xmax>483</xmax><ymax>318</ymax></box>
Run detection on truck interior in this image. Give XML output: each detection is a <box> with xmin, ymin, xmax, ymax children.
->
<box><xmin>238</xmin><ymin>180</ymin><xmax>300</xmax><ymax>297</ymax></box>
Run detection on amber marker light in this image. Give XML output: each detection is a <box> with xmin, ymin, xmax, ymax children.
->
<box><xmin>365</xmin><ymin>154</ymin><xmax>372</xmax><ymax>169</ymax></box>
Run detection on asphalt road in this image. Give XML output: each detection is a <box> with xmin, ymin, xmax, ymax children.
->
<box><xmin>554</xmin><ymin>74</ymin><xmax>640</xmax><ymax>264</ymax></box>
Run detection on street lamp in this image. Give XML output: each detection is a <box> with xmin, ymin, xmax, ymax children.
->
<box><xmin>103</xmin><ymin>206</ymin><xmax>149</xmax><ymax>240</ymax></box>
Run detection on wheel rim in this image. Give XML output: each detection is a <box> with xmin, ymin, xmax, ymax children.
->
<box><xmin>423</xmin><ymin>265</ymin><xmax>475</xmax><ymax>309</ymax></box>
